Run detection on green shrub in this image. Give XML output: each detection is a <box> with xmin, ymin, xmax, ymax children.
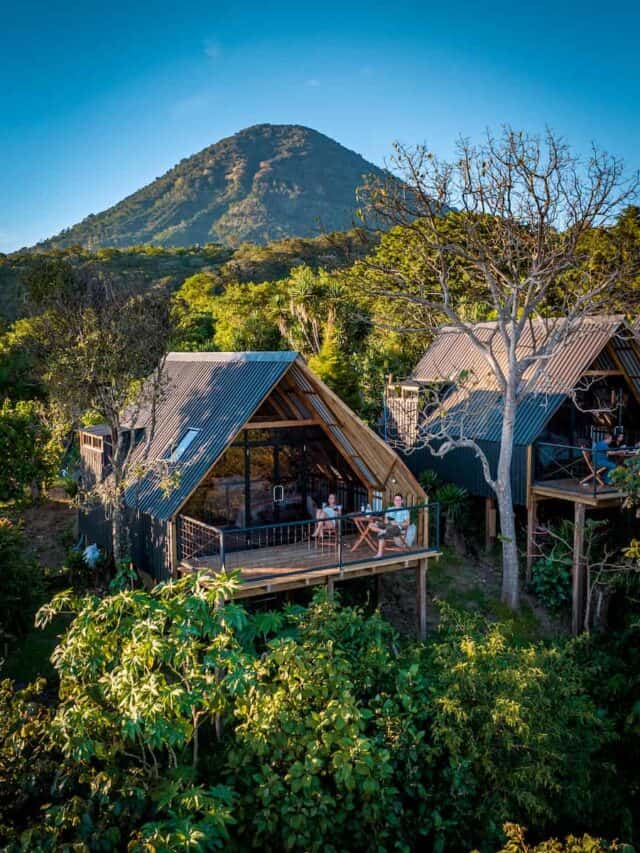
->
<box><xmin>528</xmin><ymin>521</ymin><xmax>574</xmax><ymax>611</ymax></box>
<box><xmin>0</xmin><ymin>518</ymin><xmax>45</xmax><ymax>641</ymax></box>
<box><xmin>529</xmin><ymin>554</ymin><xmax>572</xmax><ymax>611</ymax></box>
<box><xmin>0</xmin><ymin>678</ymin><xmax>60</xmax><ymax>846</ymax></box>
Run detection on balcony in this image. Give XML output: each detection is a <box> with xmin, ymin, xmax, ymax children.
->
<box><xmin>532</xmin><ymin>442</ymin><xmax>627</xmax><ymax>507</ymax></box>
<box><xmin>176</xmin><ymin>504</ymin><xmax>441</xmax><ymax>597</ymax></box>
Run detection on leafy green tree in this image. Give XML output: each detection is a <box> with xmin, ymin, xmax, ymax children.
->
<box><xmin>25</xmin><ymin>259</ymin><xmax>173</xmax><ymax>562</ymax></box>
<box><xmin>211</xmin><ymin>281</ymin><xmax>282</xmax><ymax>351</ymax></box>
<box><xmin>0</xmin><ymin>318</ymin><xmax>46</xmax><ymax>402</ymax></box>
<box><xmin>422</xmin><ymin>607</ymin><xmax>604</xmax><ymax>849</ymax></box>
<box><xmin>228</xmin><ymin>599</ymin><xmax>604</xmax><ymax>852</ymax></box>
<box><xmin>0</xmin><ymin>400</ymin><xmax>58</xmax><ymax>500</ymax></box>
<box><xmin>0</xmin><ymin>518</ymin><xmax>45</xmax><ymax>642</ymax></box>
<box><xmin>171</xmin><ymin>272</ymin><xmax>220</xmax><ymax>350</ymax></box>
<box><xmin>307</xmin><ymin>321</ymin><xmax>360</xmax><ymax>409</ymax></box>
<box><xmin>0</xmin><ymin>678</ymin><xmax>61</xmax><ymax>846</ymax></box>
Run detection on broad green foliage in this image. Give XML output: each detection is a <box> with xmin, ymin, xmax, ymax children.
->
<box><xmin>611</xmin><ymin>456</ymin><xmax>640</xmax><ymax>506</ymax></box>
<box><xmin>227</xmin><ymin>601</ymin><xmax>403</xmax><ymax>851</ymax></box>
<box><xmin>0</xmin><ymin>518</ymin><xmax>46</xmax><ymax>641</ymax></box>
<box><xmin>575</xmin><ymin>629</ymin><xmax>640</xmax><ymax>842</ymax></box>
<box><xmin>210</xmin><ymin>280</ymin><xmax>282</xmax><ymax>351</ymax></box>
<box><xmin>171</xmin><ymin>272</ymin><xmax>221</xmax><ymax>350</ymax></box>
<box><xmin>528</xmin><ymin>520</ymin><xmax>575</xmax><ymax>612</ymax></box>
<box><xmin>228</xmin><ymin>600</ymin><xmax>604</xmax><ymax>852</ymax></box>
<box><xmin>0</xmin><ymin>399</ymin><xmax>58</xmax><ymax>500</ymax></box>
<box><xmin>0</xmin><ymin>317</ymin><xmax>46</xmax><ymax>402</ymax></box>
<box><xmin>35</xmin><ymin>573</ymin><xmax>254</xmax><ymax>772</ymax></box>
<box><xmin>1</xmin><ymin>583</ymin><xmax>618</xmax><ymax>851</ymax></box>
<box><xmin>424</xmin><ymin>607</ymin><xmax>603</xmax><ymax>849</ymax></box>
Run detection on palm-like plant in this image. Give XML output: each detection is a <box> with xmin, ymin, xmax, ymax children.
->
<box><xmin>435</xmin><ymin>483</ymin><xmax>469</xmax><ymax>552</ymax></box>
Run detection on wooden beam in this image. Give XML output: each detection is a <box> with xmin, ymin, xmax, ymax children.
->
<box><xmin>572</xmin><ymin>502</ymin><xmax>586</xmax><ymax>635</ymax></box>
<box><xmin>245</xmin><ymin>419</ymin><xmax>321</xmax><ymax>429</ymax></box>
<box><xmin>327</xmin><ymin>576</ymin><xmax>335</xmax><ymax>600</ymax></box>
<box><xmin>416</xmin><ymin>558</ymin><xmax>428</xmax><ymax>641</ymax></box>
<box><xmin>583</xmin><ymin>370</ymin><xmax>624</xmax><ymax>377</ymax></box>
<box><xmin>606</xmin><ymin>342</ymin><xmax>640</xmax><ymax>407</ymax></box>
<box><xmin>168</xmin><ymin>517</ymin><xmax>178</xmax><ymax>577</ymax></box>
<box><xmin>526</xmin><ymin>497</ymin><xmax>537</xmax><ymax>583</ymax></box>
<box><xmin>485</xmin><ymin>497</ymin><xmax>496</xmax><ymax>551</ymax></box>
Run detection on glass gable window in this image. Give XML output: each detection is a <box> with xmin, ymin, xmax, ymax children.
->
<box><xmin>166</xmin><ymin>428</ymin><xmax>200</xmax><ymax>463</ymax></box>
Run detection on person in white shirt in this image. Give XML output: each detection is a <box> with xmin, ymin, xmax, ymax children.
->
<box><xmin>312</xmin><ymin>493</ymin><xmax>341</xmax><ymax>537</ymax></box>
<box><xmin>369</xmin><ymin>494</ymin><xmax>410</xmax><ymax>557</ymax></box>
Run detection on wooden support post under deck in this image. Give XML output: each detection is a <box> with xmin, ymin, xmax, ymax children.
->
<box><xmin>526</xmin><ymin>497</ymin><xmax>538</xmax><ymax>583</ymax></box>
<box><xmin>416</xmin><ymin>558</ymin><xmax>428</xmax><ymax>641</ymax></box>
<box><xmin>572</xmin><ymin>502</ymin><xmax>586</xmax><ymax>635</ymax></box>
<box><xmin>485</xmin><ymin>497</ymin><xmax>497</xmax><ymax>551</ymax></box>
<box><xmin>327</xmin><ymin>576</ymin><xmax>335</xmax><ymax>601</ymax></box>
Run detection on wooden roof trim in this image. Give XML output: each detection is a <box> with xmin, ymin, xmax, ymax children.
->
<box><xmin>294</xmin><ymin>357</ymin><xmax>426</xmax><ymax>500</ymax></box>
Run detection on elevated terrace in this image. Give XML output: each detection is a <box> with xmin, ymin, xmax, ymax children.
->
<box><xmin>176</xmin><ymin>504</ymin><xmax>441</xmax><ymax>607</ymax></box>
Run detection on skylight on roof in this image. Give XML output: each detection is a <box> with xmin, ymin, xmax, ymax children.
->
<box><xmin>166</xmin><ymin>428</ymin><xmax>200</xmax><ymax>463</ymax></box>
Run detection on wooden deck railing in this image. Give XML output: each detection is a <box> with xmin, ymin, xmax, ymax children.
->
<box><xmin>176</xmin><ymin>503</ymin><xmax>440</xmax><ymax>576</ymax></box>
<box><xmin>534</xmin><ymin>441</ymin><xmax>631</xmax><ymax>500</ymax></box>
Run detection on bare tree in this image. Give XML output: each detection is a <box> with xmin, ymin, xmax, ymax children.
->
<box><xmin>359</xmin><ymin>127</ymin><xmax>638</xmax><ymax>608</ymax></box>
<box><xmin>26</xmin><ymin>261</ymin><xmax>173</xmax><ymax>565</ymax></box>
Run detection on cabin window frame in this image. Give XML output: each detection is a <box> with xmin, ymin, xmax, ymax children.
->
<box><xmin>165</xmin><ymin>428</ymin><xmax>201</xmax><ymax>463</ymax></box>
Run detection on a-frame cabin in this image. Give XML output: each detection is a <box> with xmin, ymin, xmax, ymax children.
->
<box><xmin>79</xmin><ymin>352</ymin><xmax>438</xmax><ymax>631</ymax></box>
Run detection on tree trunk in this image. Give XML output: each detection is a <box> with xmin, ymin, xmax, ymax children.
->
<box><xmin>112</xmin><ymin>485</ymin><xmax>126</xmax><ymax>566</ymax></box>
<box><xmin>496</xmin><ymin>382</ymin><xmax>520</xmax><ymax>609</ymax></box>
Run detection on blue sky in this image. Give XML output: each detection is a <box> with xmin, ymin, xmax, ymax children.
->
<box><xmin>2</xmin><ymin>0</ymin><xmax>639</xmax><ymax>252</ymax></box>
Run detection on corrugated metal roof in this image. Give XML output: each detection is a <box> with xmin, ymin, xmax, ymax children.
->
<box><xmin>413</xmin><ymin>316</ymin><xmax>624</xmax><ymax>393</ymax></box>
<box><xmin>412</xmin><ymin>316</ymin><xmax>628</xmax><ymax>445</ymax></box>
<box><xmin>423</xmin><ymin>388</ymin><xmax>566</xmax><ymax>445</ymax></box>
<box><xmin>124</xmin><ymin>352</ymin><xmax>297</xmax><ymax>521</ymax></box>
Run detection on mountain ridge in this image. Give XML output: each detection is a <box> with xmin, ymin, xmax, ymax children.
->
<box><xmin>36</xmin><ymin>124</ymin><xmax>387</xmax><ymax>250</ymax></box>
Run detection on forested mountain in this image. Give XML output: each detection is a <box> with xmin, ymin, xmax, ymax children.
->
<box><xmin>35</xmin><ymin>124</ymin><xmax>387</xmax><ymax>250</ymax></box>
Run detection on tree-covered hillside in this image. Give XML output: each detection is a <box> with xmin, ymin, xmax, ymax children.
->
<box><xmin>33</xmin><ymin>124</ymin><xmax>388</xmax><ymax>251</ymax></box>
<box><xmin>0</xmin><ymin>228</ymin><xmax>375</xmax><ymax>322</ymax></box>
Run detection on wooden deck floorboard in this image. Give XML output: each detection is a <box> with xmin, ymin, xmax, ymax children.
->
<box><xmin>179</xmin><ymin>535</ymin><xmax>438</xmax><ymax>596</ymax></box>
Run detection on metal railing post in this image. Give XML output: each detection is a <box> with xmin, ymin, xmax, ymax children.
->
<box><xmin>219</xmin><ymin>530</ymin><xmax>226</xmax><ymax>573</ymax></box>
<box><xmin>337</xmin><ymin>516</ymin><xmax>343</xmax><ymax>575</ymax></box>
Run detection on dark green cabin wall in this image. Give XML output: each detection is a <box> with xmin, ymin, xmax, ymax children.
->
<box><xmin>404</xmin><ymin>441</ymin><xmax>529</xmax><ymax>506</ymax></box>
<box><xmin>79</xmin><ymin>505</ymin><xmax>171</xmax><ymax>580</ymax></box>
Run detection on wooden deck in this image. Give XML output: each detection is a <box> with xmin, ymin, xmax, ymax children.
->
<box><xmin>179</xmin><ymin>535</ymin><xmax>439</xmax><ymax>598</ymax></box>
<box><xmin>531</xmin><ymin>478</ymin><xmax>625</xmax><ymax>507</ymax></box>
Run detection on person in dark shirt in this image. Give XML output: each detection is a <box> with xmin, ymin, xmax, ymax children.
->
<box><xmin>593</xmin><ymin>433</ymin><xmax>618</xmax><ymax>483</ymax></box>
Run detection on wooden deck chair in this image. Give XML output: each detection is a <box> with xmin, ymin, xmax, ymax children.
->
<box><xmin>579</xmin><ymin>447</ymin><xmax>607</xmax><ymax>488</ymax></box>
<box><xmin>387</xmin><ymin>522</ymin><xmax>417</xmax><ymax>552</ymax></box>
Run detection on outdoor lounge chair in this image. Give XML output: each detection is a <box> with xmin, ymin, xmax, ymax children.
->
<box><xmin>386</xmin><ymin>522</ymin><xmax>417</xmax><ymax>552</ymax></box>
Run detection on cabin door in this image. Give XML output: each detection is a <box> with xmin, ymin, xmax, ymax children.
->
<box><xmin>247</xmin><ymin>438</ymin><xmax>307</xmax><ymax>526</ymax></box>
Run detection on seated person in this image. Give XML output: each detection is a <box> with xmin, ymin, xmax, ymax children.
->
<box><xmin>312</xmin><ymin>493</ymin><xmax>341</xmax><ymax>537</ymax></box>
<box><xmin>369</xmin><ymin>493</ymin><xmax>410</xmax><ymax>557</ymax></box>
<box><xmin>613</xmin><ymin>430</ymin><xmax>626</xmax><ymax>450</ymax></box>
<box><xmin>592</xmin><ymin>432</ymin><xmax>618</xmax><ymax>483</ymax></box>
